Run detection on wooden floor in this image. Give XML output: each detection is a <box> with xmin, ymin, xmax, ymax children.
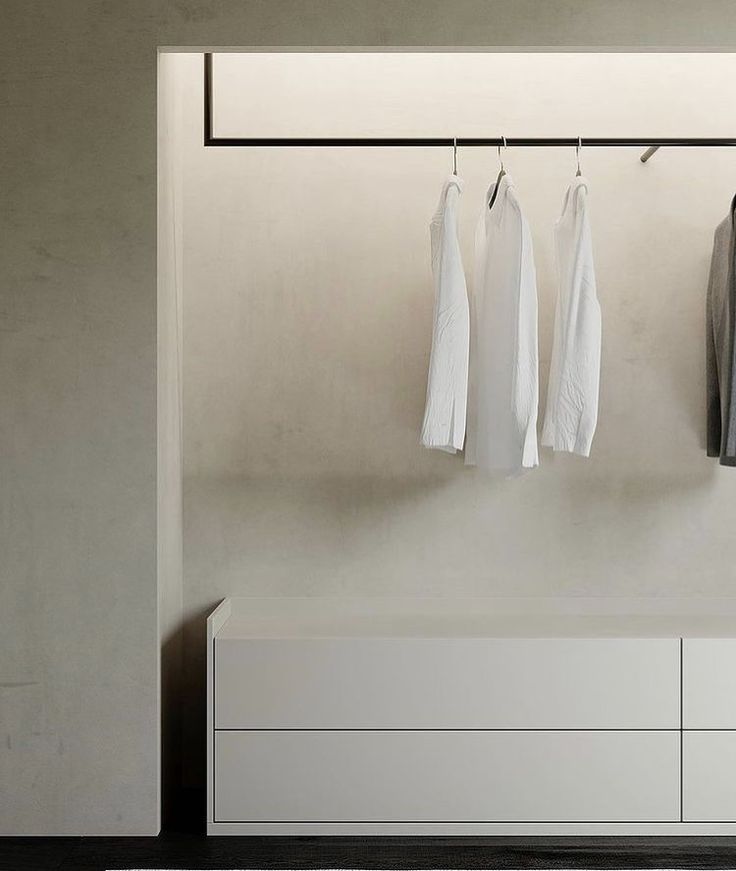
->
<box><xmin>4</xmin><ymin>835</ymin><xmax>736</xmax><ymax>871</ymax></box>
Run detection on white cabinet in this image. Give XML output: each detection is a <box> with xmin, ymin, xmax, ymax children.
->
<box><xmin>681</xmin><ymin>641</ymin><xmax>736</xmax><ymax>823</ymax></box>
<box><xmin>214</xmin><ymin>729</ymin><xmax>679</xmax><ymax>823</ymax></box>
<box><xmin>683</xmin><ymin>639</ymin><xmax>736</xmax><ymax>728</ymax></box>
<box><xmin>215</xmin><ymin>637</ymin><xmax>679</xmax><ymax>729</ymax></box>
<box><xmin>683</xmin><ymin>731</ymin><xmax>736</xmax><ymax>821</ymax></box>
<box><xmin>207</xmin><ymin>598</ymin><xmax>736</xmax><ymax>835</ymax></box>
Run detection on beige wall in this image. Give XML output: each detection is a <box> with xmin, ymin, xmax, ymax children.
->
<box><xmin>177</xmin><ymin>49</ymin><xmax>736</xmax><ymax>786</ymax></box>
<box><xmin>3</xmin><ymin>0</ymin><xmax>736</xmax><ymax>836</ymax></box>
<box><xmin>183</xmin><ymin>51</ymin><xmax>736</xmax><ymax>600</ymax></box>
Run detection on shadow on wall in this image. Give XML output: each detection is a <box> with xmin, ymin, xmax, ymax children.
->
<box><xmin>161</xmin><ymin>600</ymin><xmax>220</xmax><ymax>832</ymax></box>
<box><xmin>161</xmin><ymin>624</ymin><xmax>185</xmax><ymax>830</ymax></box>
<box><xmin>169</xmin><ymin>454</ymin><xmax>719</xmax><ymax>825</ymax></box>
<box><xmin>621</xmin><ymin>209</ymin><xmax>711</xmax><ymax>451</ymax></box>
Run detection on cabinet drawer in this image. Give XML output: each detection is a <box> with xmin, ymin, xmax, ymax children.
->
<box><xmin>214</xmin><ymin>729</ymin><xmax>680</xmax><ymax>823</ymax></box>
<box><xmin>683</xmin><ymin>640</ymin><xmax>736</xmax><ymax>728</ymax></box>
<box><xmin>683</xmin><ymin>731</ymin><xmax>736</xmax><ymax>821</ymax></box>
<box><xmin>214</xmin><ymin>637</ymin><xmax>679</xmax><ymax>729</ymax></box>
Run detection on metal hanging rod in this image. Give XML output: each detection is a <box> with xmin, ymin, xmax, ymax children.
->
<box><xmin>203</xmin><ymin>54</ymin><xmax>736</xmax><ymax>162</ymax></box>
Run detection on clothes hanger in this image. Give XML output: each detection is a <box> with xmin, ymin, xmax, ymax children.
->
<box><xmin>576</xmin><ymin>136</ymin><xmax>583</xmax><ymax>177</ymax></box>
<box><xmin>452</xmin><ymin>137</ymin><xmax>458</xmax><ymax>176</ymax></box>
<box><xmin>488</xmin><ymin>136</ymin><xmax>507</xmax><ymax>210</ymax></box>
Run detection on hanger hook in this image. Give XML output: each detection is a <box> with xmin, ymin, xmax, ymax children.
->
<box><xmin>576</xmin><ymin>135</ymin><xmax>582</xmax><ymax>177</ymax></box>
<box><xmin>452</xmin><ymin>137</ymin><xmax>458</xmax><ymax>175</ymax></box>
<box><xmin>498</xmin><ymin>135</ymin><xmax>507</xmax><ymax>171</ymax></box>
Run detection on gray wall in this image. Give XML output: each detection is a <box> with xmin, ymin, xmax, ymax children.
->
<box><xmin>3</xmin><ymin>0</ymin><xmax>736</xmax><ymax>837</ymax></box>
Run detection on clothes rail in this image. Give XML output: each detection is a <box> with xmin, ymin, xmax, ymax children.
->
<box><xmin>203</xmin><ymin>54</ymin><xmax>736</xmax><ymax>163</ymax></box>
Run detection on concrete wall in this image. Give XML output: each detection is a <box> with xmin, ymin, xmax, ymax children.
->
<box><xmin>3</xmin><ymin>0</ymin><xmax>736</xmax><ymax>837</ymax></box>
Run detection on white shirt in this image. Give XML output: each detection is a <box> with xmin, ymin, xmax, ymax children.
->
<box><xmin>420</xmin><ymin>175</ymin><xmax>470</xmax><ymax>453</ymax></box>
<box><xmin>542</xmin><ymin>176</ymin><xmax>601</xmax><ymax>457</ymax></box>
<box><xmin>465</xmin><ymin>174</ymin><xmax>539</xmax><ymax>475</ymax></box>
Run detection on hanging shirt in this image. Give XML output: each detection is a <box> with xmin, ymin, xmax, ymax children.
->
<box><xmin>706</xmin><ymin>196</ymin><xmax>736</xmax><ymax>465</ymax></box>
<box><xmin>420</xmin><ymin>175</ymin><xmax>470</xmax><ymax>453</ymax></box>
<box><xmin>465</xmin><ymin>174</ymin><xmax>539</xmax><ymax>475</ymax></box>
<box><xmin>542</xmin><ymin>176</ymin><xmax>602</xmax><ymax>457</ymax></box>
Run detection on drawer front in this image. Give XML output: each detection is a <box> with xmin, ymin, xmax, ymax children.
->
<box><xmin>214</xmin><ymin>729</ymin><xmax>680</xmax><ymax>823</ymax></box>
<box><xmin>683</xmin><ymin>731</ymin><xmax>736</xmax><ymax>822</ymax></box>
<box><xmin>214</xmin><ymin>637</ymin><xmax>679</xmax><ymax>729</ymax></box>
<box><xmin>683</xmin><ymin>639</ymin><xmax>736</xmax><ymax>728</ymax></box>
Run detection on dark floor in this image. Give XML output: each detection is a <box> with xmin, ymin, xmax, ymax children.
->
<box><xmin>4</xmin><ymin>835</ymin><xmax>736</xmax><ymax>871</ymax></box>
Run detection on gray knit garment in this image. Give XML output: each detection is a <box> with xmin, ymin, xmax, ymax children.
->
<box><xmin>706</xmin><ymin>198</ymin><xmax>736</xmax><ymax>465</ymax></box>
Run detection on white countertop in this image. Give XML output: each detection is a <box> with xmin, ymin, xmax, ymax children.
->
<box><xmin>213</xmin><ymin>596</ymin><xmax>736</xmax><ymax>639</ymax></box>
